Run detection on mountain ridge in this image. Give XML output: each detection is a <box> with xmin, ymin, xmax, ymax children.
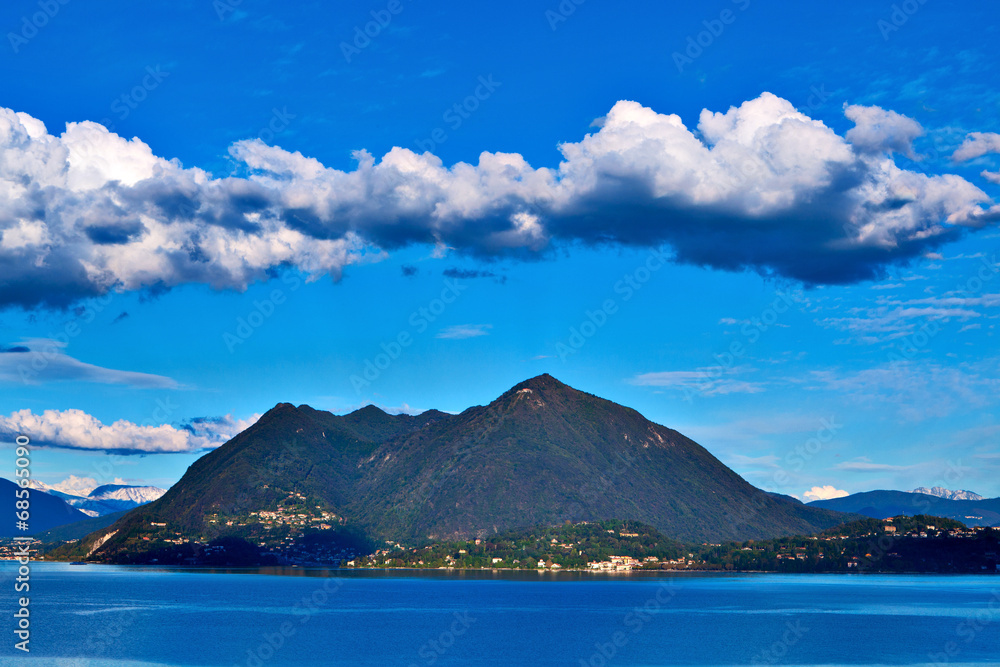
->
<box><xmin>809</xmin><ymin>490</ymin><xmax>1000</xmax><ymax>527</ymax></box>
<box><xmin>63</xmin><ymin>375</ymin><xmax>856</xmax><ymax>561</ymax></box>
<box><xmin>1</xmin><ymin>478</ymin><xmax>90</xmax><ymax>536</ymax></box>
<box><xmin>911</xmin><ymin>486</ymin><xmax>984</xmax><ymax>501</ymax></box>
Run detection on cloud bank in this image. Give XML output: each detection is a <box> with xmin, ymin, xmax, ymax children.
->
<box><xmin>2</xmin><ymin>94</ymin><xmax>998</xmax><ymax>308</ymax></box>
<box><xmin>0</xmin><ymin>409</ymin><xmax>259</xmax><ymax>453</ymax></box>
<box><xmin>0</xmin><ymin>338</ymin><xmax>178</xmax><ymax>387</ymax></box>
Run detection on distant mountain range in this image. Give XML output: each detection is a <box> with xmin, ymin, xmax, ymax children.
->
<box><xmin>0</xmin><ymin>478</ymin><xmax>90</xmax><ymax>536</ymax></box>
<box><xmin>911</xmin><ymin>487</ymin><xmax>984</xmax><ymax>501</ymax></box>
<box><xmin>28</xmin><ymin>480</ymin><xmax>166</xmax><ymax>517</ymax></box>
<box><xmin>0</xmin><ymin>478</ymin><xmax>165</xmax><ymax>537</ymax></box>
<box><xmin>66</xmin><ymin>374</ymin><xmax>857</xmax><ymax>561</ymax></box>
<box><xmin>808</xmin><ymin>490</ymin><xmax>1000</xmax><ymax>527</ymax></box>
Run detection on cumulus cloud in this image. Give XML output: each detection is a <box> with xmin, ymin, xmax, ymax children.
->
<box><xmin>982</xmin><ymin>170</ymin><xmax>1000</xmax><ymax>185</ymax></box>
<box><xmin>0</xmin><ymin>409</ymin><xmax>259</xmax><ymax>453</ymax></box>
<box><xmin>952</xmin><ymin>132</ymin><xmax>1000</xmax><ymax>162</ymax></box>
<box><xmin>802</xmin><ymin>485</ymin><xmax>849</xmax><ymax>501</ymax></box>
<box><xmin>0</xmin><ymin>338</ymin><xmax>178</xmax><ymax>387</ymax></box>
<box><xmin>844</xmin><ymin>104</ymin><xmax>924</xmax><ymax>157</ymax></box>
<box><xmin>2</xmin><ymin>94</ymin><xmax>999</xmax><ymax>308</ymax></box>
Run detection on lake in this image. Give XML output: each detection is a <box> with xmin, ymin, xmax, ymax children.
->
<box><xmin>3</xmin><ymin>563</ymin><xmax>999</xmax><ymax>666</ymax></box>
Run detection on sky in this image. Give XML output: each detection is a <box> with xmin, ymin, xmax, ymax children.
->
<box><xmin>1</xmin><ymin>0</ymin><xmax>999</xmax><ymax>501</ymax></box>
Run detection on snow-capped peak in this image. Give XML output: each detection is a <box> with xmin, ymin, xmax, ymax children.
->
<box><xmin>911</xmin><ymin>486</ymin><xmax>984</xmax><ymax>501</ymax></box>
<box><xmin>88</xmin><ymin>484</ymin><xmax>166</xmax><ymax>504</ymax></box>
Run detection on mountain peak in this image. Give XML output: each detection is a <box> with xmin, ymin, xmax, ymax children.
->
<box><xmin>510</xmin><ymin>373</ymin><xmax>569</xmax><ymax>394</ymax></box>
<box><xmin>350</xmin><ymin>404</ymin><xmax>389</xmax><ymax>418</ymax></box>
<box><xmin>262</xmin><ymin>402</ymin><xmax>298</xmax><ymax>417</ymax></box>
<box><xmin>912</xmin><ymin>486</ymin><xmax>984</xmax><ymax>501</ymax></box>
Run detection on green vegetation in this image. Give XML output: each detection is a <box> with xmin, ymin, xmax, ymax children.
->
<box><xmin>54</xmin><ymin>375</ymin><xmax>861</xmax><ymax>563</ymax></box>
<box><xmin>692</xmin><ymin>516</ymin><xmax>998</xmax><ymax>573</ymax></box>
<box><xmin>31</xmin><ymin>510</ymin><xmax>128</xmax><ymax>542</ymax></box>
<box><xmin>44</xmin><ymin>513</ymin><xmax>999</xmax><ymax>574</ymax></box>
<box><xmin>361</xmin><ymin>520</ymin><xmax>686</xmax><ymax>570</ymax></box>
<box><xmin>351</xmin><ymin>516</ymin><xmax>999</xmax><ymax>574</ymax></box>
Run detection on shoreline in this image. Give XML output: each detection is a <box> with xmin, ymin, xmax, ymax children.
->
<box><xmin>16</xmin><ymin>560</ymin><xmax>998</xmax><ymax>576</ymax></box>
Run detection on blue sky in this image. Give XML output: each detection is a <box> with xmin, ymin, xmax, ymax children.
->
<box><xmin>1</xmin><ymin>0</ymin><xmax>998</xmax><ymax>501</ymax></box>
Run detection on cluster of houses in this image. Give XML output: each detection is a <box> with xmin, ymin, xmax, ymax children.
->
<box><xmin>587</xmin><ymin>555</ymin><xmax>648</xmax><ymax>571</ymax></box>
<box><xmin>0</xmin><ymin>539</ymin><xmax>39</xmax><ymax>559</ymax></box>
<box><xmin>246</xmin><ymin>508</ymin><xmax>338</xmax><ymax>530</ymax></box>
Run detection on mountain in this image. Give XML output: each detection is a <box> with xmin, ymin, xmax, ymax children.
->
<box><xmin>347</xmin><ymin>375</ymin><xmax>851</xmax><ymax>542</ymax></box>
<box><xmin>88</xmin><ymin>484</ymin><xmax>167</xmax><ymax>507</ymax></box>
<box><xmin>808</xmin><ymin>490</ymin><xmax>1000</xmax><ymax>527</ymax></box>
<box><xmin>32</xmin><ymin>510</ymin><xmax>129</xmax><ymax>542</ymax></box>
<box><xmin>28</xmin><ymin>480</ymin><xmax>166</xmax><ymax>516</ymax></box>
<box><xmin>64</xmin><ymin>375</ymin><xmax>855</xmax><ymax>561</ymax></box>
<box><xmin>1</xmin><ymin>478</ymin><xmax>91</xmax><ymax>536</ymax></box>
<box><xmin>912</xmin><ymin>486</ymin><xmax>984</xmax><ymax>501</ymax></box>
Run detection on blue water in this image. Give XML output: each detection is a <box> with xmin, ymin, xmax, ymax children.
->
<box><xmin>2</xmin><ymin>563</ymin><xmax>999</xmax><ymax>666</ymax></box>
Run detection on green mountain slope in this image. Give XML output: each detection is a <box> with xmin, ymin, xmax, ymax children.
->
<box><xmin>350</xmin><ymin>374</ymin><xmax>849</xmax><ymax>542</ymax></box>
<box><xmin>33</xmin><ymin>510</ymin><xmax>129</xmax><ymax>542</ymax></box>
<box><xmin>63</xmin><ymin>375</ymin><xmax>853</xmax><ymax>561</ymax></box>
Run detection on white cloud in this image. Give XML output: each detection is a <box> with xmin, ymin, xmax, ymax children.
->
<box><xmin>953</xmin><ymin>132</ymin><xmax>1000</xmax><ymax>162</ymax></box>
<box><xmin>1</xmin><ymin>95</ymin><xmax>998</xmax><ymax>308</ymax></box>
<box><xmin>833</xmin><ymin>458</ymin><xmax>910</xmax><ymax>473</ymax></box>
<box><xmin>844</xmin><ymin>104</ymin><xmax>924</xmax><ymax>157</ymax></box>
<box><xmin>0</xmin><ymin>338</ymin><xmax>178</xmax><ymax>387</ymax></box>
<box><xmin>982</xmin><ymin>170</ymin><xmax>1000</xmax><ymax>185</ymax></box>
<box><xmin>809</xmin><ymin>361</ymin><xmax>1000</xmax><ymax>420</ymax></box>
<box><xmin>436</xmin><ymin>324</ymin><xmax>492</xmax><ymax>339</ymax></box>
<box><xmin>628</xmin><ymin>367</ymin><xmax>765</xmax><ymax>396</ymax></box>
<box><xmin>0</xmin><ymin>409</ymin><xmax>259</xmax><ymax>453</ymax></box>
<box><xmin>816</xmin><ymin>292</ymin><xmax>1000</xmax><ymax>344</ymax></box>
<box><xmin>803</xmin><ymin>485</ymin><xmax>849</xmax><ymax>501</ymax></box>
